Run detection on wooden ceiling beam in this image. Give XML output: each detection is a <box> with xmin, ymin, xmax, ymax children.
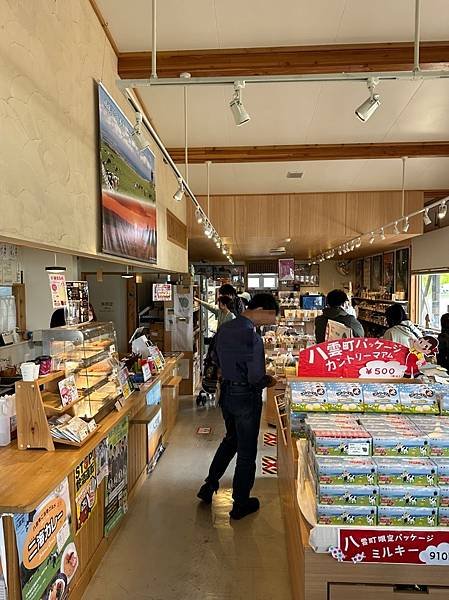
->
<box><xmin>118</xmin><ymin>41</ymin><xmax>449</xmax><ymax>79</ymax></box>
<box><xmin>167</xmin><ymin>142</ymin><xmax>449</xmax><ymax>164</ymax></box>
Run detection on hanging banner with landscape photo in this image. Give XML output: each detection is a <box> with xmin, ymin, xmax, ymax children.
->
<box><xmin>98</xmin><ymin>83</ymin><xmax>157</xmax><ymax>263</ymax></box>
<box><xmin>13</xmin><ymin>478</ymin><xmax>78</xmax><ymax>600</ymax></box>
<box><xmin>105</xmin><ymin>418</ymin><xmax>129</xmax><ymax>535</ymax></box>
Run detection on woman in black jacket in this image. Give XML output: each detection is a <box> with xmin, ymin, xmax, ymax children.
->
<box><xmin>438</xmin><ymin>313</ymin><xmax>449</xmax><ymax>371</ymax></box>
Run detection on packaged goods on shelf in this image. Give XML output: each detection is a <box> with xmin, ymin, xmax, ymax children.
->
<box><xmin>375</xmin><ymin>457</ymin><xmax>437</xmax><ymax>486</ymax></box>
<box><xmin>318</xmin><ymin>484</ymin><xmax>378</xmax><ymax>506</ymax></box>
<box><xmin>325</xmin><ymin>382</ymin><xmax>363</xmax><ymax>412</ymax></box>
<box><xmin>378</xmin><ymin>485</ymin><xmax>439</xmax><ymax>508</ymax></box>
<box><xmin>438</xmin><ymin>486</ymin><xmax>449</xmax><ymax>506</ymax></box>
<box><xmin>438</xmin><ymin>387</ymin><xmax>449</xmax><ymax>415</ymax></box>
<box><xmin>289</xmin><ymin>381</ymin><xmax>327</xmax><ymax>412</ymax></box>
<box><xmin>399</xmin><ymin>384</ymin><xmax>440</xmax><ymax>414</ymax></box>
<box><xmin>362</xmin><ymin>383</ymin><xmax>400</xmax><ymax>412</ymax></box>
<box><xmin>311</xmin><ymin>423</ymin><xmax>371</xmax><ymax>457</ymax></box>
<box><xmin>438</xmin><ymin>507</ymin><xmax>449</xmax><ymax>526</ymax></box>
<box><xmin>378</xmin><ymin>506</ymin><xmax>437</xmax><ymax>527</ymax></box>
<box><xmin>433</xmin><ymin>458</ymin><xmax>449</xmax><ymax>484</ymax></box>
<box><xmin>314</xmin><ymin>456</ymin><xmax>378</xmax><ymax>485</ymax></box>
<box><xmin>317</xmin><ymin>504</ymin><xmax>377</xmax><ymax>526</ymax></box>
<box><xmin>359</xmin><ymin>416</ymin><xmax>430</xmax><ymax>457</ymax></box>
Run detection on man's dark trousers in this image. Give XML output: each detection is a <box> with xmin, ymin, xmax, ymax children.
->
<box><xmin>206</xmin><ymin>381</ymin><xmax>262</xmax><ymax>504</ymax></box>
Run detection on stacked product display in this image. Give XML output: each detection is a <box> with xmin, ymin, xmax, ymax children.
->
<box><xmin>288</xmin><ymin>380</ymin><xmax>449</xmax><ymax>529</ymax></box>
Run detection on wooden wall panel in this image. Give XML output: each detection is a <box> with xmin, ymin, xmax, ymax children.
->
<box><xmin>289</xmin><ymin>193</ymin><xmax>347</xmax><ymax>245</ymax></box>
<box><xmin>234</xmin><ymin>195</ymin><xmax>290</xmax><ymax>239</ymax></box>
<box><xmin>345</xmin><ymin>191</ymin><xmax>424</xmax><ymax>237</ymax></box>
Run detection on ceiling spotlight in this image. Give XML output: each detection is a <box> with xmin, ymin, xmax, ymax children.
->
<box><xmin>204</xmin><ymin>223</ymin><xmax>213</xmax><ymax>238</ymax></box>
<box><xmin>402</xmin><ymin>217</ymin><xmax>410</xmax><ymax>233</ymax></box>
<box><xmin>369</xmin><ymin>232</ymin><xmax>375</xmax><ymax>244</ymax></box>
<box><xmin>349</xmin><ymin>241</ymin><xmax>355</xmax><ymax>252</ymax></box>
<box><xmin>230</xmin><ymin>81</ymin><xmax>250</xmax><ymax>126</ymax></box>
<box><xmin>222</xmin><ymin>245</ymin><xmax>228</xmax><ymax>255</ymax></box>
<box><xmin>380</xmin><ymin>228</ymin><xmax>386</xmax><ymax>240</ymax></box>
<box><xmin>438</xmin><ymin>201</ymin><xmax>448</xmax><ymax>220</ymax></box>
<box><xmin>355</xmin><ymin>77</ymin><xmax>380</xmax><ymax>123</ymax></box>
<box><xmin>338</xmin><ymin>247</ymin><xmax>342</xmax><ymax>256</ymax></box>
<box><xmin>215</xmin><ymin>237</ymin><xmax>221</xmax><ymax>248</ymax></box>
<box><xmin>173</xmin><ymin>178</ymin><xmax>184</xmax><ymax>202</ymax></box>
<box><xmin>423</xmin><ymin>208</ymin><xmax>432</xmax><ymax>226</ymax></box>
<box><xmin>355</xmin><ymin>237</ymin><xmax>362</xmax><ymax>248</ymax></box>
<box><xmin>131</xmin><ymin>112</ymin><xmax>150</xmax><ymax>152</ymax></box>
<box><xmin>195</xmin><ymin>208</ymin><xmax>204</xmax><ymax>224</ymax></box>
<box><xmin>393</xmin><ymin>221</ymin><xmax>400</xmax><ymax>235</ymax></box>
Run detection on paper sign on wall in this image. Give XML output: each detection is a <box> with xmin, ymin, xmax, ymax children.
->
<box><xmin>95</xmin><ymin>438</ymin><xmax>109</xmax><ymax>485</ymax></box>
<box><xmin>48</xmin><ymin>273</ymin><xmax>68</xmax><ymax>308</ymax></box>
<box><xmin>13</xmin><ymin>478</ymin><xmax>78</xmax><ymax>600</ymax></box>
<box><xmin>153</xmin><ymin>283</ymin><xmax>172</xmax><ymax>302</ymax></box>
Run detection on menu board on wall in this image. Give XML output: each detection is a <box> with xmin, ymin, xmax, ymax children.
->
<box><xmin>0</xmin><ymin>243</ymin><xmax>21</xmax><ymax>285</ymax></box>
<box><xmin>13</xmin><ymin>478</ymin><xmax>79</xmax><ymax>600</ymax></box>
<box><xmin>153</xmin><ymin>283</ymin><xmax>172</xmax><ymax>302</ymax></box>
<box><xmin>66</xmin><ymin>281</ymin><xmax>90</xmax><ymax>324</ymax></box>
<box><xmin>75</xmin><ymin>451</ymin><xmax>97</xmax><ymax>532</ymax></box>
<box><xmin>105</xmin><ymin>419</ymin><xmax>129</xmax><ymax>535</ymax></box>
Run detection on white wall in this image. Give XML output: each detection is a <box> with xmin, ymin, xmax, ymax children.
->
<box><xmin>411</xmin><ymin>227</ymin><xmax>449</xmax><ymax>272</ymax></box>
<box><xmin>22</xmin><ymin>248</ymin><xmax>79</xmax><ymax>330</ymax></box>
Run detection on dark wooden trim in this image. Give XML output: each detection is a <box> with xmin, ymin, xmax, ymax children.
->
<box><xmin>167</xmin><ymin>142</ymin><xmax>449</xmax><ymax>164</ymax></box>
<box><xmin>118</xmin><ymin>41</ymin><xmax>449</xmax><ymax>79</ymax></box>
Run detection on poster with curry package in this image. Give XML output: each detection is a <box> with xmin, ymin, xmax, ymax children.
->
<box><xmin>13</xmin><ymin>477</ymin><xmax>79</xmax><ymax>600</ymax></box>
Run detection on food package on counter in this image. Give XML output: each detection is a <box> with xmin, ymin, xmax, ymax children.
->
<box><xmin>370</xmin><ymin>433</ymin><xmax>430</xmax><ymax>458</ymax></box>
<box><xmin>433</xmin><ymin>458</ymin><xmax>449</xmax><ymax>484</ymax></box>
<box><xmin>289</xmin><ymin>381</ymin><xmax>327</xmax><ymax>412</ymax></box>
<box><xmin>427</xmin><ymin>432</ymin><xmax>449</xmax><ymax>458</ymax></box>
<box><xmin>313</xmin><ymin>431</ymin><xmax>371</xmax><ymax>457</ymax></box>
<box><xmin>362</xmin><ymin>383</ymin><xmax>400</xmax><ymax>412</ymax></box>
<box><xmin>378</xmin><ymin>506</ymin><xmax>437</xmax><ymax>527</ymax></box>
<box><xmin>399</xmin><ymin>384</ymin><xmax>439</xmax><ymax>414</ymax></box>
<box><xmin>430</xmin><ymin>386</ymin><xmax>449</xmax><ymax>415</ymax></box>
<box><xmin>318</xmin><ymin>484</ymin><xmax>378</xmax><ymax>506</ymax></box>
<box><xmin>317</xmin><ymin>504</ymin><xmax>377</xmax><ymax>526</ymax></box>
<box><xmin>438</xmin><ymin>486</ymin><xmax>449</xmax><ymax>507</ymax></box>
<box><xmin>375</xmin><ymin>457</ymin><xmax>437</xmax><ymax>486</ymax></box>
<box><xmin>325</xmin><ymin>382</ymin><xmax>363</xmax><ymax>412</ymax></box>
<box><xmin>438</xmin><ymin>507</ymin><xmax>449</xmax><ymax>526</ymax></box>
<box><xmin>379</xmin><ymin>485</ymin><xmax>439</xmax><ymax>508</ymax></box>
<box><xmin>315</xmin><ymin>457</ymin><xmax>377</xmax><ymax>485</ymax></box>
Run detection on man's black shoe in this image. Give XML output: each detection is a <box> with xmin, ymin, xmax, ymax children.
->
<box><xmin>197</xmin><ymin>482</ymin><xmax>218</xmax><ymax>504</ymax></box>
<box><xmin>229</xmin><ymin>497</ymin><xmax>260</xmax><ymax>520</ymax></box>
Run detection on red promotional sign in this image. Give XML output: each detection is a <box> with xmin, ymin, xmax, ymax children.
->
<box><xmin>298</xmin><ymin>338</ymin><xmax>409</xmax><ymax>379</ymax></box>
<box><xmin>334</xmin><ymin>528</ymin><xmax>449</xmax><ymax>565</ymax></box>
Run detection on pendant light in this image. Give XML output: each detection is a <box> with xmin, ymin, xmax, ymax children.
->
<box><xmin>45</xmin><ymin>253</ymin><xmax>66</xmax><ymax>274</ymax></box>
<box><xmin>121</xmin><ymin>265</ymin><xmax>134</xmax><ymax>279</ymax></box>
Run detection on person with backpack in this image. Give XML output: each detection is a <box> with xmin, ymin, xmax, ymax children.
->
<box><xmin>218</xmin><ymin>284</ymin><xmax>245</xmax><ymax>316</ymax></box>
<box><xmin>314</xmin><ymin>289</ymin><xmax>364</xmax><ymax>343</ymax></box>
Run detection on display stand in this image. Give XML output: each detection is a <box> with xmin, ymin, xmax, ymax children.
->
<box><xmin>276</xmin><ymin>385</ymin><xmax>449</xmax><ymax>600</ymax></box>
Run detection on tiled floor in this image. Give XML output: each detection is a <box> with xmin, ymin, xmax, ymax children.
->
<box><xmin>83</xmin><ymin>398</ymin><xmax>292</xmax><ymax>600</ymax></box>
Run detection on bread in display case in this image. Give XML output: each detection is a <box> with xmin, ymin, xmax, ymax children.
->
<box><xmin>41</xmin><ymin>321</ymin><xmax>122</xmax><ymax>422</ymax></box>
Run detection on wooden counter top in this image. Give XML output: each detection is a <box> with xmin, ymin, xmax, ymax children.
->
<box><xmin>0</xmin><ymin>355</ymin><xmax>181</xmax><ymax>514</ymax></box>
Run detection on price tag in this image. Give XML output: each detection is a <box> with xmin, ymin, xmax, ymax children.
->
<box><xmin>347</xmin><ymin>442</ymin><xmax>370</xmax><ymax>456</ymax></box>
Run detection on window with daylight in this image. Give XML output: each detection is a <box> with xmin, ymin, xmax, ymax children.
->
<box><xmin>416</xmin><ymin>272</ymin><xmax>449</xmax><ymax>330</ymax></box>
<box><xmin>247</xmin><ymin>273</ymin><xmax>278</xmax><ymax>290</ymax></box>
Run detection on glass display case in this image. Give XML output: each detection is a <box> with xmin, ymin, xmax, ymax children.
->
<box><xmin>41</xmin><ymin>321</ymin><xmax>122</xmax><ymax>422</ymax></box>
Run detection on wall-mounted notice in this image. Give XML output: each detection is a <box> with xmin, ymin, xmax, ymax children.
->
<box><xmin>105</xmin><ymin>419</ymin><xmax>129</xmax><ymax>535</ymax></box>
<box><xmin>153</xmin><ymin>283</ymin><xmax>172</xmax><ymax>302</ymax></box>
<box><xmin>48</xmin><ymin>273</ymin><xmax>68</xmax><ymax>308</ymax></box>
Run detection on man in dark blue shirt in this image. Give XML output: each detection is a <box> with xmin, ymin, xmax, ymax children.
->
<box><xmin>197</xmin><ymin>293</ymin><xmax>279</xmax><ymax>520</ymax></box>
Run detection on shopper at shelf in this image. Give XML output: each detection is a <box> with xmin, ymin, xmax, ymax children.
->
<box><xmin>88</xmin><ymin>303</ymin><xmax>97</xmax><ymax>322</ymax></box>
<box><xmin>437</xmin><ymin>313</ymin><xmax>449</xmax><ymax>371</ymax></box>
<box><xmin>315</xmin><ymin>289</ymin><xmax>364</xmax><ymax>343</ymax></box>
<box><xmin>218</xmin><ymin>284</ymin><xmax>245</xmax><ymax>316</ymax></box>
<box><xmin>197</xmin><ymin>293</ymin><xmax>279</xmax><ymax>520</ymax></box>
<box><xmin>383</xmin><ymin>303</ymin><xmax>421</xmax><ymax>346</ymax></box>
<box><xmin>195</xmin><ymin>295</ymin><xmax>236</xmax><ymax>330</ymax></box>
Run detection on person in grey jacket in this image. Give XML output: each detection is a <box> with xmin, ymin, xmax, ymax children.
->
<box><xmin>315</xmin><ymin>289</ymin><xmax>365</xmax><ymax>343</ymax></box>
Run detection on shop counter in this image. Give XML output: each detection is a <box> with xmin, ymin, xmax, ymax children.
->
<box><xmin>0</xmin><ymin>354</ymin><xmax>182</xmax><ymax>600</ymax></box>
<box><xmin>276</xmin><ymin>416</ymin><xmax>449</xmax><ymax>600</ymax></box>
